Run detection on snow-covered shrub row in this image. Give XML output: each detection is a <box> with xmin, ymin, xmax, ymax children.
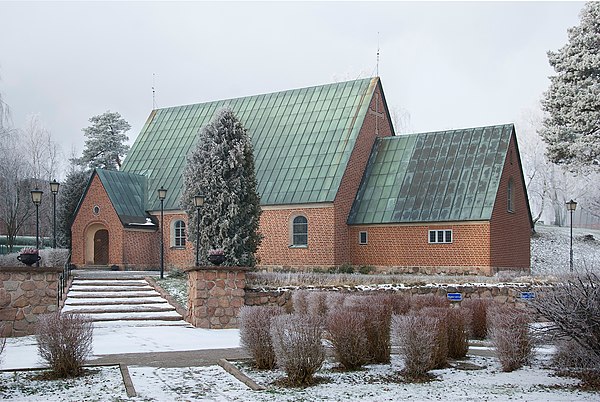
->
<box><xmin>0</xmin><ymin>248</ymin><xmax>69</xmax><ymax>267</ymax></box>
<box><xmin>487</xmin><ymin>305</ymin><xmax>533</xmax><ymax>372</ymax></box>
<box><xmin>36</xmin><ymin>312</ymin><xmax>93</xmax><ymax>378</ymax></box>
<box><xmin>239</xmin><ymin>306</ymin><xmax>284</xmax><ymax>370</ymax></box>
<box><xmin>270</xmin><ymin>314</ymin><xmax>325</xmax><ymax>386</ymax></box>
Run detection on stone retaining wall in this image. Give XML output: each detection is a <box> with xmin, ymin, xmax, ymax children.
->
<box><xmin>245</xmin><ymin>283</ymin><xmax>542</xmax><ymax>310</ymax></box>
<box><xmin>186</xmin><ymin>266</ymin><xmax>250</xmax><ymax>329</ymax></box>
<box><xmin>0</xmin><ymin>266</ymin><xmax>61</xmax><ymax>337</ymax></box>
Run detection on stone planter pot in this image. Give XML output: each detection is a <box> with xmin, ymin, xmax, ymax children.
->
<box><xmin>207</xmin><ymin>254</ymin><xmax>226</xmax><ymax>266</ymax></box>
<box><xmin>17</xmin><ymin>254</ymin><xmax>41</xmax><ymax>266</ymax></box>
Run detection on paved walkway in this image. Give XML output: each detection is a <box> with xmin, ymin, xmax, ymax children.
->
<box><xmin>92</xmin><ymin>347</ymin><xmax>250</xmax><ymax>367</ymax></box>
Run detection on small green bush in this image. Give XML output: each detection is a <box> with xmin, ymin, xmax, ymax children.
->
<box><xmin>358</xmin><ymin>265</ymin><xmax>375</xmax><ymax>275</ymax></box>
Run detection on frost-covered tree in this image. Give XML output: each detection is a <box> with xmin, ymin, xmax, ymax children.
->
<box><xmin>56</xmin><ymin>168</ymin><xmax>91</xmax><ymax>249</ymax></box>
<box><xmin>181</xmin><ymin>107</ymin><xmax>262</xmax><ymax>267</ymax></box>
<box><xmin>539</xmin><ymin>2</ymin><xmax>600</xmax><ymax>169</ymax></box>
<box><xmin>73</xmin><ymin>111</ymin><xmax>130</xmax><ymax>170</ymax></box>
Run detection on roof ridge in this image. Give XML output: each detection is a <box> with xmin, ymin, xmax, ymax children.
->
<box><xmin>153</xmin><ymin>77</ymin><xmax>376</xmax><ymax>111</ymax></box>
<box><xmin>385</xmin><ymin>123</ymin><xmax>514</xmax><ymax>139</ymax></box>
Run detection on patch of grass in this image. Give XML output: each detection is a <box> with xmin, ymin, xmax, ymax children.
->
<box><xmin>156</xmin><ymin>276</ymin><xmax>188</xmax><ymax>309</ymax></box>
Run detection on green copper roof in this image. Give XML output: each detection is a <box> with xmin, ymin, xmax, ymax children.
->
<box><xmin>122</xmin><ymin>78</ymin><xmax>379</xmax><ymax>210</ymax></box>
<box><xmin>348</xmin><ymin>124</ymin><xmax>514</xmax><ymax>225</ymax></box>
<box><xmin>95</xmin><ymin>169</ymin><xmax>151</xmax><ymax>226</ymax></box>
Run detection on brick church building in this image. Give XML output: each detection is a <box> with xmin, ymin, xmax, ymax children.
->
<box><xmin>71</xmin><ymin>77</ymin><xmax>533</xmax><ymax>275</ymax></box>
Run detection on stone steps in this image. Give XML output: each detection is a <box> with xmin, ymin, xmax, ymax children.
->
<box><xmin>63</xmin><ymin>271</ymin><xmax>191</xmax><ymax>328</ymax></box>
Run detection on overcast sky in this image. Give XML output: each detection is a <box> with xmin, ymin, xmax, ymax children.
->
<box><xmin>0</xmin><ymin>1</ymin><xmax>585</xmax><ymax>174</ymax></box>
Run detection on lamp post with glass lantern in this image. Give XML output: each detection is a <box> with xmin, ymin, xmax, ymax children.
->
<box><xmin>566</xmin><ymin>199</ymin><xmax>577</xmax><ymax>272</ymax></box>
<box><xmin>30</xmin><ymin>189</ymin><xmax>43</xmax><ymax>266</ymax></box>
<box><xmin>194</xmin><ymin>194</ymin><xmax>205</xmax><ymax>267</ymax></box>
<box><xmin>158</xmin><ymin>187</ymin><xmax>167</xmax><ymax>279</ymax></box>
<box><xmin>49</xmin><ymin>180</ymin><xmax>60</xmax><ymax>248</ymax></box>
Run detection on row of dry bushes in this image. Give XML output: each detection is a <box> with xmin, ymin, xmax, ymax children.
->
<box><xmin>240</xmin><ymin>291</ymin><xmax>533</xmax><ymax>384</ymax></box>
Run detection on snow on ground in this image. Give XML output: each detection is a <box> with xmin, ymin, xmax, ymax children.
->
<box><xmin>531</xmin><ymin>224</ymin><xmax>600</xmax><ymax>276</ymax></box>
<box><xmin>2</xmin><ymin>354</ymin><xmax>597</xmax><ymax>401</ymax></box>
<box><xmin>0</xmin><ymin>325</ymin><xmax>240</xmax><ymax>371</ymax></box>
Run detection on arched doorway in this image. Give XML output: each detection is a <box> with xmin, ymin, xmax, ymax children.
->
<box><xmin>93</xmin><ymin>229</ymin><xmax>109</xmax><ymax>265</ymax></box>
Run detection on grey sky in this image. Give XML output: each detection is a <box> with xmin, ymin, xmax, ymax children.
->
<box><xmin>0</xmin><ymin>1</ymin><xmax>585</xmax><ymax>173</ymax></box>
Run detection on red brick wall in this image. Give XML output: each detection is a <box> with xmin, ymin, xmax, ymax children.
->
<box><xmin>71</xmin><ymin>174</ymin><xmax>126</xmax><ymax>267</ymax></box>
<box><xmin>257</xmin><ymin>206</ymin><xmax>336</xmax><ymax>269</ymax></box>
<box><xmin>123</xmin><ymin>229</ymin><xmax>159</xmax><ymax>269</ymax></box>
<box><xmin>489</xmin><ymin>133</ymin><xmax>532</xmax><ymax>272</ymax></box>
<box><xmin>159</xmin><ymin>212</ymin><xmax>195</xmax><ymax>268</ymax></box>
<box><xmin>348</xmin><ymin>223</ymin><xmax>493</xmax><ymax>274</ymax></box>
<box><xmin>333</xmin><ymin>80</ymin><xmax>394</xmax><ymax>265</ymax></box>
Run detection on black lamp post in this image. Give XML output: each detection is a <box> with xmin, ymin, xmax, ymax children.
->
<box><xmin>566</xmin><ymin>199</ymin><xmax>577</xmax><ymax>273</ymax></box>
<box><xmin>158</xmin><ymin>187</ymin><xmax>167</xmax><ymax>279</ymax></box>
<box><xmin>30</xmin><ymin>188</ymin><xmax>43</xmax><ymax>266</ymax></box>
<box><xmin>194</xmin><ymin>194</ymin><xmax>205</xmax><ymax>267</ymax></box>
<box><xmin>49</xmin><ymin>180</ymin><xmax>60</xmax><ymax>248</ymax></box>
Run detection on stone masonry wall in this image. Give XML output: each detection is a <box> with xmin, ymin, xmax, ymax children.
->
<box><xmin>186</xmin><ymin>266</ymin><xmax>249</xmax><ymax>329</ymax></box>
<box><xmin>245</xmin><ymin>284</ymin><xmax>540</xmax><ymax>310</ymax></box>
<box><xmin>0</xmin><ymin>267</ymin><xmax>61</xmax><ymax>337</ymax></box>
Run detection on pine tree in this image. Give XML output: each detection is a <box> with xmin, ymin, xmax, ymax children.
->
<box><xmin>73</xmin><ymin>111</ymin><xmax>130</xmax><ymax>170</ymax></box>
<box><xmin>539</xmin><ymin>2</ymin><xmax>600</xmax><ymax>169</ymax></box>
<box><xmin>181</xmin><ymin>107</ymin><xmax>262</xmax><ymax>267</ymax></box>
<box><xmin>56</xmin><ymin>169</ymin><xmax>91</xmax><ymax>249</ymax></box>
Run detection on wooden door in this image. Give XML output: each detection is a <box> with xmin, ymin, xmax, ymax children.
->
<box><xmin>93</xmin><ymin>229</ymin><xmax>109</xmax><ymax>265</ymax></box>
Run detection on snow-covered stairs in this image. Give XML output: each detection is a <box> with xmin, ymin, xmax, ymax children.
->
<box><xmin>63</xmin><ymin>273</ymin><xmax>191</xmax><ymax>328</ymax></box>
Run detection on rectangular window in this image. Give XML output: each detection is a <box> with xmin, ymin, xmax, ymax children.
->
<box><xmin>428</xmin><ymin>229</ymin><xmax>453</xmax><ymax>244</ymax></box>
<box><xmin>359</xmin><ymin>231</ymin><xmax>368</xmax><ymax>245</ymax></box>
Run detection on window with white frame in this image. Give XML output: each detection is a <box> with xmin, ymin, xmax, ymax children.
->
<box><xmin>428</xmin><ymin>229</ymin><xmax>452</xmax><ymax>244</ymax></box>
<box><xmin>291</xmin><ymin>215</ymin><xmax>308</xmax><ymax>247</ymax></box>
<box><xmin>359</xmin><ymin>231</ymin><xmax>368</xmax><ymax>245</ymax></box>
<box><xmin>172</xmin><ymin>220</ymin><xmax>186</xmax><ymax>247</ymax></box>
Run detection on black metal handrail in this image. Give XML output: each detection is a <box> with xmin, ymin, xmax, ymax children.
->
<box><xmin>57</xmin><ymin>253</ymin><xmax>72</xmax><ymax>306</ymax></box>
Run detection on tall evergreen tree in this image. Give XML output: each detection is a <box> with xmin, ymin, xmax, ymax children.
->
<box><xmin>181</xmin><ymin>107</ymin><xmax>262</xmax><ymax>267</ymax></box>
<box><xmin>56</xmin><ymin>169</ymin><xmax>91</xmax><ymax>249</ymax></box>
<box><xmin>539</xmin><ymin>2</ymin><xmax>600</xmax><ymax>169</ymax></box>
<box><xmin>73</xmin><ymin>111</ymin><xmax>130</xmax><ymax>170</ymax></box>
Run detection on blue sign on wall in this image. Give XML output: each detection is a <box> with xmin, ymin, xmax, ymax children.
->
<box><xmin>520</xmin><ymin>292</ymin><xmax>535</xmax><ymax>300</ymax></box>
<box><xmin>447</xmin><ymin>293</ymin><xmax>463</xmax><ymax>302</ymax></box>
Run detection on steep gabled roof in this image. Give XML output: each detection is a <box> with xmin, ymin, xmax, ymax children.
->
<box><xmin>122</xmin><ymin>77</ymin><xmax>379</xmax><ymax>211</ymax></box>
<box><xmin>348</xmin><ymin>124</ymin><xmax>516</xmax><ymax>225</ymax></box>
<box><xmin>94</xmin><ymin>169</ymin><xmax>151</xmax><ymax>226</ymax></box>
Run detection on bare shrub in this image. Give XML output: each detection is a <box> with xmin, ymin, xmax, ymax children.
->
<box><xmin>447</xmin><ymin>307</ymin><xmax>470</xmax><ymax>359</ymax></box>
<box><xmin>270</xmin><ymin>314</ymin><xmax>325</xmax><ymax>386</ymax></box>
<box><xmin>392</xmin><ymin>313</ymin><xmax>437</xmax><ymax>380</ymax></box>
<box><xmin>325</xmin><ymin>292</ymin><xmax>346</xmax><ymax>313</ymax></box>
<box><xmin>530</xmin><ymin>271</ymin><xmax>600</xmax><ymax>378</ymax></box>
<box><xmin>410</xmin><ymin>294</ymin><xmax>449</xmax><ymax>311</ymax></box>
<box><xmin>36</xmin><ymin>312</ymin><xmax>93</xmax><ymax>378</ymax></box>
<box><xmin>239</xmin><ymin>306</ymin><xmax>284</xmax><ymax>369</ymax></box>
<box><xmin>488</xmin><ymin>306</ymin><xmax>532</xmax><ymax>372</ymax></box>
<box><xmin>291</xmin><ymin>290</ymin><xmax>310</xmax><ymax>314</ymax></box>
<box><xmin>352</xmin><ymin>294</ymin><xmax>392</xmax><ymax>363</ymax></box>
<box><xmin>327</xmin><ymin>308</ymin><xmax>368</xmax><ymax>370</ymax></box>
<box><xmin>461</xmin><ymin>298</ymin><xmax>492</xmax><ymax>339</ymax></box>
<box><xmin>379</xmin><ymin>293</ymin><xmax>411</xmax><ymax>315</ymax></box>
<box><xmin>306</xmin><ymin>291</ymin><xmax>328</xmax><ymax>317</ymax></box>
<box><xmin>553</xmin><ymin>338</ymin><xmax>600</xmax><ymax>388</ymax></box>
<box><xmin>421</xmin><ymin>307</ymin><xmax>449</xmax><ymax>368</ymax></box>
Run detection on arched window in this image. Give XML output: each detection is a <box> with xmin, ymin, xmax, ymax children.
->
<box><xmin>173</xmin><ymin>220</ymin><xmax>186</xmax><ymax>247</ymax></box>
<box><xmin>507</xmin><ymin>178</ymin><xmax>514</xmax><ymax>213</ymax></box>
<box><xmin>291</xmin><ymin>215</ymin><xmax>308</xmax><ymax>247</ymax></box>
